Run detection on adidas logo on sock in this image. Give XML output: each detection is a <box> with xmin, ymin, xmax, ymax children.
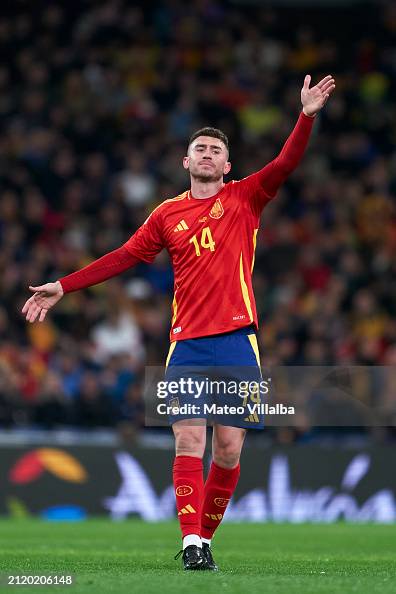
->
<box><xmin>205</xmin><ymin>513</ymin><xmax>223</xmax><ymax>520</ymax></box>
<box><xmin>178</xmin><ymin>504</ymin><xmax>196</xmax><ymax>515</ymax></box>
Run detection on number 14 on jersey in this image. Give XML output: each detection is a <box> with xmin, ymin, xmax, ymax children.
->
<box><xmin>189</xmin><ymin>226</ymin><xmax>216</xmax><ymax>256</ymax></box>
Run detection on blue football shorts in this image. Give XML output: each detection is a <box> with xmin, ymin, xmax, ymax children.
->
<box><xmin>164</xmin><ymin>325</ymin><xmax>265</xmax><ymax>429</ymax></box>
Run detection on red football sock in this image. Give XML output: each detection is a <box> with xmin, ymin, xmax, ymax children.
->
<box><xmin>173</xmin><ymin>456</ymin><xmax>204</xmax><ymax>538</ymax></box>
<box><xmin>201</xmin><ymin>461</ymin><xmax>240</xmax><ymax>540</ymax></box>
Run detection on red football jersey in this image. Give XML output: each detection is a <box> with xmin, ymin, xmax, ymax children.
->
<box><xmin>57</xmin><ymin>111</ymin><xmax>313</xmax><ymax>339</ymax></box>
<box><xmin>123</xmin><ymin>176</ymin><xmax>272</xmax><ymax>341</ymax></box>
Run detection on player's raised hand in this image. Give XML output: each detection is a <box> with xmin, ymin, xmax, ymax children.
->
<box><xmin>21</xmin><ymin>281</ymin><xmax>64</xmax><ymax>323</ymax></box>
<box><xmin>301</xmin><ymin>74</ymin><xmax>335</xmax><ymax>117</ymax></box>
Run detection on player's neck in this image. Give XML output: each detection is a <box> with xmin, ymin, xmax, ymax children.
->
<box><xmin>189</xmin><ymin>177</ymin><xmax>224</xmax><ymax>199</ymax></box>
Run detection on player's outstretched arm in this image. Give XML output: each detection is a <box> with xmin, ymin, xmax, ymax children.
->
<box><xmin>245</xmin><ymin>74</ymin><xmax>335</xmax><ymax>212</ymax></box>
<box><xmin>21</xmin><ymin>246</ymin><xmax>140</xmax><ymax>323</ymax></box>
<box><xmin>21</xmin><ymin>204</ymin><xmax>165</xmax><ymax>323</ymax></box>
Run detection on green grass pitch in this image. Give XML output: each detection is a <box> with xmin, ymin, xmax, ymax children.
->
<box><xmin>0</xmin><ymin>519</ymin><xmax>395</xmax><ymax>593</ymax></box>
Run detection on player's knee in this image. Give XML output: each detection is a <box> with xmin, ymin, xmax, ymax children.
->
<box><xmin>174</xmin><ymin>428</ymin><xmax>205</xmax><ymax>457</ymax></box>
<box><xmin>213</xmin><ymin>441</ymin><xmax>241</xmax><ymax>468</ymax></box>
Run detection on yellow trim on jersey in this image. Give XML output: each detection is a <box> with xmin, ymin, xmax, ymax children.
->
<box><xmin>248</xmin><ymin>334</ymin><xmax>260</xmax><ymax>367</ymax></box>
<box><xmin>147</xmin><ymin>192</ymin><xmax>188</xmax><ymax>221</ymax></box>
<box><xmin>171</xmin><ymin>292</ymin><xmax>178</xmax><ymax>330</ymax></box>
<box><xmin>251</xmin><ymin>228</ymin><xmax>258</xmax><ymax>272</ymax></box>
<box><xmin>165</xmin><ymin>341</ymin><xmax>177</xmax><ymax>368</ymax></box>
<box><xmin>239</xmin><ymin>252</ymin><xmax>253</xmax><ymax>323</ymax></box>
<box><xmin>166</xmin><ymin>191</ymin><xmax>188</xmax><ymax>203</ymax></box>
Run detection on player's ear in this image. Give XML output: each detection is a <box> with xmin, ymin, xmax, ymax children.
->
<box><xmin>224</xmin><ymin>161</ymin><xmax>231</xmax><ymax>175</ymax></box>
<box><xmin>183</xmin><ymin>156</ymin><xmax>190</xmax><ymax>170</ymax></box>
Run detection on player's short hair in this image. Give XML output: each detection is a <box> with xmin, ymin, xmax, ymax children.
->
<box><xmin>188</xmin><ymin>127</ymin><xmax>229</xmax><ymax>155</ymax></box>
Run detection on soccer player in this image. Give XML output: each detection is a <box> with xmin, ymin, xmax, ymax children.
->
<box><xmin>22</xmin><ymin>74</ymin><xmax>335</xmax><ymax>570</ymax></box>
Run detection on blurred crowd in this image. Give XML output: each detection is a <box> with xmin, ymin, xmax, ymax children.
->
<box><xmin>0</xmin><ymin>0</ymin><xmax>395</xmax><ymax>439</ymax></box>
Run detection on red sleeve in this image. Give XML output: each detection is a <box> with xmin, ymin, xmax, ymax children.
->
<box><xmin>123</xmin><ymin>207</ymin><xmax>165</xmax><ymax>262</ymax></box>
<box><xmin>240</xmin><ymin>111</ymin><xmax>315</xmax><ymax>215</ymax></box>
<box><xmin>58</xmin><ymin>246</ymin><xmax>139</xmax><ymax>294</ymax></box>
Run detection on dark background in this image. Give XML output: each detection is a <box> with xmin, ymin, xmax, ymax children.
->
<box><xmin>0</xmin><ymin>0</ymin><xmax>395</xmax><ymax>442</ymax></box>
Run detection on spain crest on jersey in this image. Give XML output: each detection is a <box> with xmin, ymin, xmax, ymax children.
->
<box><xmin>209</xmin><ymin>198</ymin><xmax>224</xmax><ymax>219</ymax></box>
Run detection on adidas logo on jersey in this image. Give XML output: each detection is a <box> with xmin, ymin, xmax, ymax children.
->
<box><xmin>173</xmin><ymin>219</ymin><xmax>189</xmax><ymax>232</ymax></box>
<box><xmin>178</xmin><ymin>504</ymin><xmax>196</xmax><ymax>515</ymax></box>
